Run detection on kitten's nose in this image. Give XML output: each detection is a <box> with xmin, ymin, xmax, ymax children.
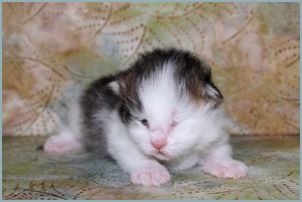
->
<box><xmin>151</xmin><ymin>139</ymin><xmax>166</xmax><ymax>150</ymax></box>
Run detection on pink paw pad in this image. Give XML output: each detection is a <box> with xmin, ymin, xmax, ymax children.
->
<box><xmin>131</xmin><ymin>165</ymin><xmax>171</xmax><ymax>186</ymax></box>
<box><xmin>203</xmin><ymin>160</ymin><xmax>248</xmax><ymax>179</ymax></box>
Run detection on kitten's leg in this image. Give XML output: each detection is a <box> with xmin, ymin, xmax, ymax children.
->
<box><xmin>44</xmin><ymin>128</ymin><xmax>83</xmax><ymax>153</ymax></box>
<box><xmin>44</xmin><ymin>91</ymin><xmax>83</xmax><ymax>154</ymax></box>
<box><xmin>107</xmin><ymin>123</ymin><xmax>171</xmax><ymax>186</ymax></box>
<box><xmin>200</xmin><ymin>144</ymin><xmax>247</xmax><ymax>179</ymax></box>
<box><xmin>109</xmin><ymin>140</ymin><xmax>171</xmax><ymax>186</ymax></box>
<box><xmin>129</xmin><ymin>157</ymin><xmax>171</xmax><ymax>187</ymax></box>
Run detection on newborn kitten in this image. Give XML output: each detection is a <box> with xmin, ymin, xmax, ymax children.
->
<box><xmin>44</xmin><ymin>48</ymin><xmax>248</xmax><ymax>186</ymax></box>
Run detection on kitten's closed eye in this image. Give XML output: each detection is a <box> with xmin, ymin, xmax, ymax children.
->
<box><xmin>141</xmin><ymin>119</ymin><xmax>149</xmax><ymax>128</ymax></box>
<box><xmin>171</xmin><ymin>121</ymin><xmax>178</xmax><ymax>128</ymax></box>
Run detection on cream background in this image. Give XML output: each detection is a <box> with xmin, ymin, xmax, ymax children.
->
<box><xmin>3</xmin><ymin>2</ymin><xmax>300</xmax><ymax>136</ymax></box>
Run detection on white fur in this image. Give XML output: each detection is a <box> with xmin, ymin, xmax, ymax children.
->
<box><xmin>44</xmin><ymin>128</ymin><xmax>83</xmax><ymax>153</ymax></box>
<box><xmin>138</xmin><ymin>64</ymin><xmax>178</xmax><ymax>125</ymax></box>
<box><xmin>44</xmin><ymin>61</ymin><xmax>247</xmax><ymax>186</ymax></box>
<box><xmin>105</xmin><ymin>111</ymin><xmax>171</xmax><ymax>186</ymax></box>
<box><xmin>201</xmin><ymin>144</ymin><xmax>248</xmax><ymax>179</ymax></box>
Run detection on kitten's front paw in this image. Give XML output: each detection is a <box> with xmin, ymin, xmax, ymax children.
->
<box><xmin>131</xmin><ymin>164</ymin><xmax>171</xmax><ymax>186</ymax></box>
<box><xmin>202</xmin><ymin>159</ymin><xmax>247</xmax><ymax>179</ymax></box>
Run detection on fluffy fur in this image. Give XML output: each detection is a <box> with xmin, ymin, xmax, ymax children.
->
<box><xmin>44</xmin><ymin>48</ymin><xmax>247</xmax><ymax>186</ymax></box>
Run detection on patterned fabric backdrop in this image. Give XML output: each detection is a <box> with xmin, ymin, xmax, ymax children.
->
<box><xmin>3</xmin><ymin>2</ymin><xmax>300</xmax><ymax>136</ymax></box>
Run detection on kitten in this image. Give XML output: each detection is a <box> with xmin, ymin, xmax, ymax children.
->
<box><xmin>44</xmin><ymin>48</ymin><xmax>247</xmax><ymax>186</ymax></box>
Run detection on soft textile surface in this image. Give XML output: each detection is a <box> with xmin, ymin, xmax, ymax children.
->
<box><xmin>3</xmin><ymin>2</ymin><xmax>299</xmax><ymax>136</ymax></box>
<box><xmin>3</xmin><ymin>136</ymin><xmax>299</xmax><ymax>199</ymax></box>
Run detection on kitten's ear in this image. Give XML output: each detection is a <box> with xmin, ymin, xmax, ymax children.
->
<box><xmin>108</xmin><ymin>81</ymin><xmax>120</xmax><ymax>94</ymax></box>
<box><xmin>205</xmin><ymin>83</ymin><xmax>223</xmax><ymax>103</ymax></box>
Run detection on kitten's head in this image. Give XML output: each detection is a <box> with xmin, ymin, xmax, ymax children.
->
<box><xmin>115</xmin><ymin>48</ymin><xmax>223</xmax><ymax>161</ymax></box>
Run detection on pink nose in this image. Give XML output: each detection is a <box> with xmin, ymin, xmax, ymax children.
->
<box><xmin>151</xmin><ymin>139</ymin><xmax>166</xmax><ymax>150</ymax></box>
